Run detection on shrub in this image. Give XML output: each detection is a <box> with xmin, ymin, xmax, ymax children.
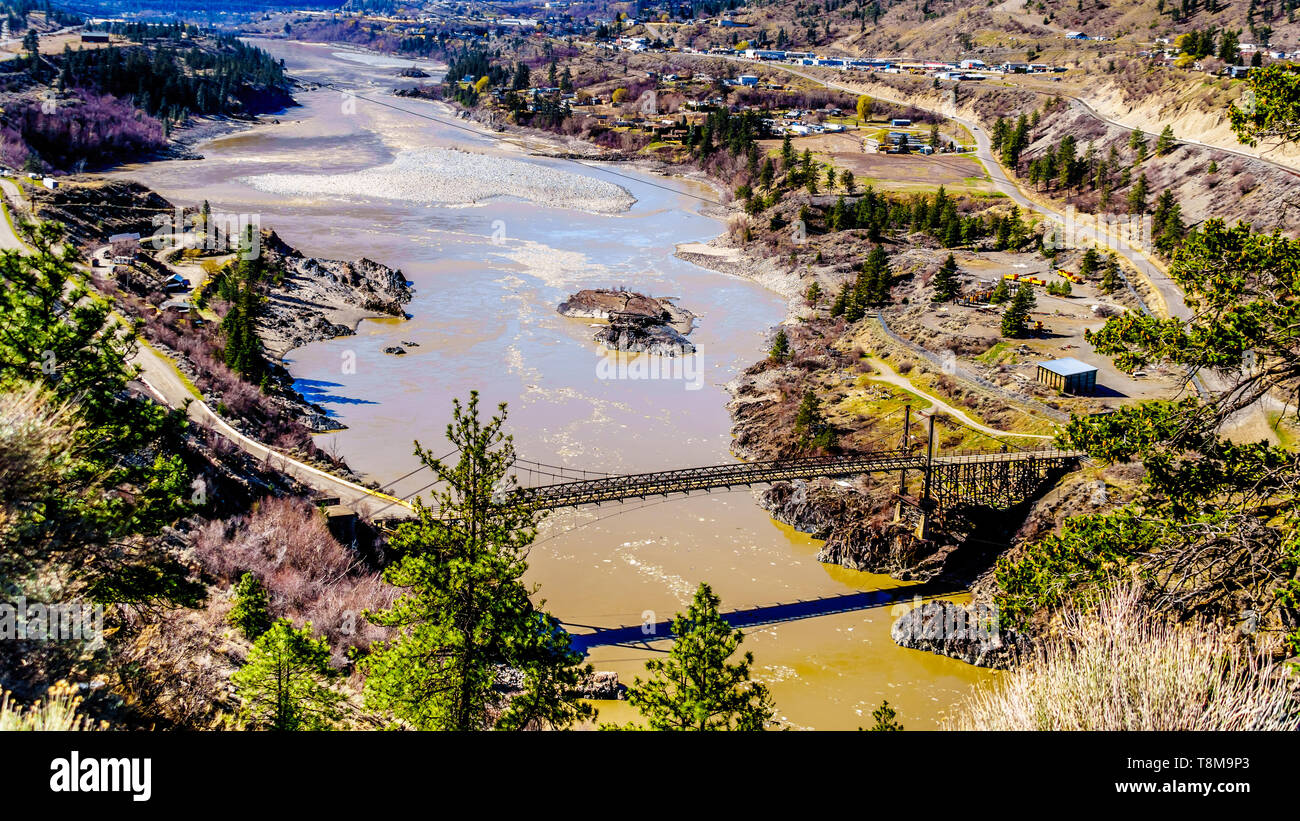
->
<box><xmin>0</xmin><ymin>683</ymin><xmax>107</xmax><ymax>731</ymax></box>
<box><xmin>948</xmin><ymin>586</ymin><xmax>1300</xmax><ymax>731</ymax></box>
<box><xmin>192</xmin><ymin>497</ymin><xmax>394</xmax><ymax>661</ymax></box>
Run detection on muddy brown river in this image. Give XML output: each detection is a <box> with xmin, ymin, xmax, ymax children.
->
<box><xmin>111</xmin><ymin>39</ymin><xmax>992</xmax><ymax>729</ymax></box>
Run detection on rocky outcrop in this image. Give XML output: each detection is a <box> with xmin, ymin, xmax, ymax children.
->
<box><xmin>559</xmin><ymin>288</ymin><xmax>697</xmax><ymax>356</ymax></box>
<box><xmin>594</xmin><ymin>313</ymin><xmax>696</xmax><ymax>356</ymax></box>
<box><xmin>762</xmin><ymin>478</ymin><xmax>939</xmax><ymax>577</ymax></box>
<box><xmin>258</xmin><ymin>230</ymin><xmax>413</xmax><ymax>357</ymax></box>
<box><xmin>761</xmin><ymin>478</ymin><xmax>970</xmax><ymax>581</ymax></box>
<box><xmin>558</xmin><ymin>288</ymin><xmax>686</xmax><ymax>324</ymax></box>
<box><xmin>890</xmin><ymin>600</ymin><xmax>1026</xmax><ymax>668</ymax></box>
<box><xmin>494</xmin><ymin>667</ymin><xmax>627</xmax><ymax>701</ymax></box>
<box><xmin>578</xmin><ymin>671</ymin><xmax>627</xmax><ymax>700</ymax></box>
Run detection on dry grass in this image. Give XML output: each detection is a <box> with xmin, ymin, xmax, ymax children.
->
<box><xmin>0</xmin><ymin>683</ymin><xmax>108</xmax><ymax>731</ymax></box>
<box><xmin>948</xmin><ymin>586</ymin><xmax>1300</xmax><ymax>731</ymax></box>
<box><xmin>0</xmin><ymin>386</ymin><xmax>76</xmax><ymax>521</ymax></box>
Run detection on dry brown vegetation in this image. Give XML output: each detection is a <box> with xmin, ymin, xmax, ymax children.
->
<box><xmin>949</xmin><ymin>585</ymin><xmax>1300</xmax><ymax>730</ymax></box>
<box><xmin>191</xmin><ymin>497</ymin><xmax>395</xmax><ymax>663</ymax></box>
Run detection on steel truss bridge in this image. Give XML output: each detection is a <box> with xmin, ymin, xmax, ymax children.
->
<box><xmin>512</xmin><ymin>446</ymin><xmax>1084</xmax><ymax>515</ymax></box>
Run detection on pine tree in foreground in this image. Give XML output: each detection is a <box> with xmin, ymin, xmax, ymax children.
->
<box><xmin>361</xmin><ymin>392</ymin><xmax>593</xmax><ymax>731</ymax></box>
<box><xmin>613</xmin><ymin>583</ymin><xmax>776</xmax><ymax>730</ymax></box>
<box><xmin>233</xmin><ymin>619</ymin><xmax>345</xmax><ymax>731</ymax></box>
<box><xmin>867</xmin><ymin>699</ymin><xmax>904</xmax><ymax>731</ymax></box>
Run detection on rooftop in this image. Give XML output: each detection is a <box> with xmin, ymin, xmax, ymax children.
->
<box><xmin>1039</xmin><ymin>357</ymin><xmax>1098</xmax><ymax>377</ymax></box>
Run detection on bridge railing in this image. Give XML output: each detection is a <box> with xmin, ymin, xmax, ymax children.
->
<box><xmin>509</xmin><ymin>446</ymin><xmax>1086</xmax><ymax>511</ymax></box>
<box><xmin>512</xmin><ymin>449</ymin><xmax>923</xmax><ymax>507</ymax></box>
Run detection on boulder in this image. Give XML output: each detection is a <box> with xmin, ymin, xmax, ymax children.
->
<box><xmin>890</xmin><ymin>600</ymin><xmax>1026</xmax><ymax>668</ymax></box>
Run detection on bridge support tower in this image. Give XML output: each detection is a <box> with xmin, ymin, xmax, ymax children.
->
<box><xmin>893</xmin><ymin>403</ymin><xmax>911</xmax><ymax>525</ymax></box>
<box><xmin>915</xmin><ymin>411</ymin><xmax>937</xmax><ymax>540</ymax></box>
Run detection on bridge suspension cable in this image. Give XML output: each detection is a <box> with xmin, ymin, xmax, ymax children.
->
<box><xmin>511</xmin><ymin>457</ymin><xmax>615</xmax><ymax>490</ymax></box>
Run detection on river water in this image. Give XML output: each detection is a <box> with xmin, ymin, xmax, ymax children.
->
<box><xmin>111</xmin><ymin>40</ymin><xmax>992</xmax><ymax>729</ymax></box>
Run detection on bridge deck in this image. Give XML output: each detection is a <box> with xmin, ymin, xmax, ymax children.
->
<box><xmin>513</xmin><ymin>448</ymin><xmax>1084</xmax><ymax>511</ymax></box>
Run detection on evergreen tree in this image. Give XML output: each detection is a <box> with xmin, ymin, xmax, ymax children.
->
<box><xmin>361</xmin><ymin>393</ymin><xmax>593</xmax><ymax>731</ymax></box>
<box><xmin>615</xmin><ymin>583</ymin><xmax>776</xmax><ymax>731</ymax></box>
<box><xmin>1155</xmin><ymin>124</ymin><xmax>1177</xmax><ymax>156</ymax></box>
<box><xmin>989</xmin><ymin>278</ymin><xmax>1012</xmax><ymax>304</ymax></box>
<box><xmin>932</xmin><ymin>253</ymin><xmax>960</xmax><ymax>301</ymax></box>
<box><xmin>23</xmin><ymin>29</ymin><xmax>40</xmax><ymax>81</ymax></box>
<box><xmin>1101</xmin><ymin>253</ymin><xmax>1122</xmax><ymax>293</ymax></box>
<box><xmin>1129</xmin><ymin>128</ymin><xmax>1146</xmax><ymax>152</ymax></box>
<box><xmin>1128</xmin><ymin>173</ymin><xmax>1149</xmax><ymax>215</ymax></box>
<box><xmin>1001</xmin><ymin>283</ymin><xmax>1037</xmax><ymax>337</ymax></box>
<box><xmin>1218</xmin><ymin>28</ymin><xmax>1241</xmax><ymax>63</ymax></box>
<box><xmin>769</xmin><ymin>327</ymin><xmax>791</xmax><ymax>361</ymax></box>
<box><xmin>805</xmin><ymin>280</ymin><xmax>823</xmax><ymax>306</ymax></box>
<box><xmin>1152</xmin><ymin>191</ymin><xmax>1185</xmax><ymax>256</ymax></box>
<box><xmin>229</xmin><ymin>572</ymin><xmax>272</xmax><ymax>641</ymax></box>
<box><xmin>233</xmin><ymin>619</ymin><xmax>345</xmax><ymax>731</ymax></box>
<box><xmin>218</xmin><ymin>239</ymin><xmax>268</xmax><ymax>380</ymax></box>
<box><xmin>991</xmin><ymin>116</ymin><xmax>1008</xmax><ymax>151</ymax></box>
<box><xmin>860</xmin><ymin>245</ymin><xmax>892</xmax><ymax>306</ymax></box>
<box><xmin>794</xmin><ymin>388</ymin><xmax>836</xmax><ymax>450</ymax></box>
<box><xmin>1079</xmin><ymin>247</ymin><xmax>1101</xmax><ymax>279</ymax></box>
<box><xmin>867</xmin><ymin>699</ymin><xmax>903</xmax><ymax>731</ymax></box>
<box><xmin>512</xmin><ymin>62</ymin><xmax>530</xmax><ymax>90</ymax></box>
<box><xmin>830</xmin><ymin>282</ymin><xmax>850</xmax><ymax>317</ymax></box>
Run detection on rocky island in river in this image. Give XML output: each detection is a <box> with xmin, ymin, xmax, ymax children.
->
<box><xmin>558</xmin><ymin>288</ymin><xmax>697</xmax><ymax>356</ymax></box>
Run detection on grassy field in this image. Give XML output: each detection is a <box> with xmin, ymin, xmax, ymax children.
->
<box><xmin>759</xmin><ymin>131</ymin><xmax>997</xmax><ymax>195</ymax></box>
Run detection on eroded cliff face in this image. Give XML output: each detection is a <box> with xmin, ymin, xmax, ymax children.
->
<box><xmin>258</xmin><ymin>230</ymin><xmax>413</xmax><ymax>357</ymax></box>
<box><xmin>760</xmin><ymin>478</ymin><xmax>968</xmax><ymax>581</ymax></box>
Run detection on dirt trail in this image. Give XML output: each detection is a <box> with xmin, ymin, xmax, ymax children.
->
<box><xmin>866</xmin><ymin>357</ymin><xmax>1055</xmax><ymax>440</ymax></box>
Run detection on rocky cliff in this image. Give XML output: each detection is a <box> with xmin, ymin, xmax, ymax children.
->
<box><xmin>259</xmin><ymin>231</ymin><xmax>413</xmax><ymax>357</ymax></box>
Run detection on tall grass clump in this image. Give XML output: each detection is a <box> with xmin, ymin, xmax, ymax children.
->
<box><xmin>948</xmin><ymin>586</ymin><xmax>1300</xmax><ymax>731</ymax></box>
<box><xmin>0</xmin><ymin>683</ymin><xmax>108</xmax><ymax>731</ymax></box>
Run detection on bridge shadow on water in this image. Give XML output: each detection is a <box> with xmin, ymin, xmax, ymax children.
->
<box><xmin>563</xmin><ymin>579</ymin><xmax>961</xmax><ymax>656</ymax></box>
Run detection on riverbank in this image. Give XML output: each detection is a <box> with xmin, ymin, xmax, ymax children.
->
<box><xmin>259</xmin><ymin>230</ymin><xmax>413</xmax><ymax>360</ymax></box>
<box><xmin>27</xmin><ymin>176</ymin><xmax>412</xmax><ymax>455</ymax></box>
